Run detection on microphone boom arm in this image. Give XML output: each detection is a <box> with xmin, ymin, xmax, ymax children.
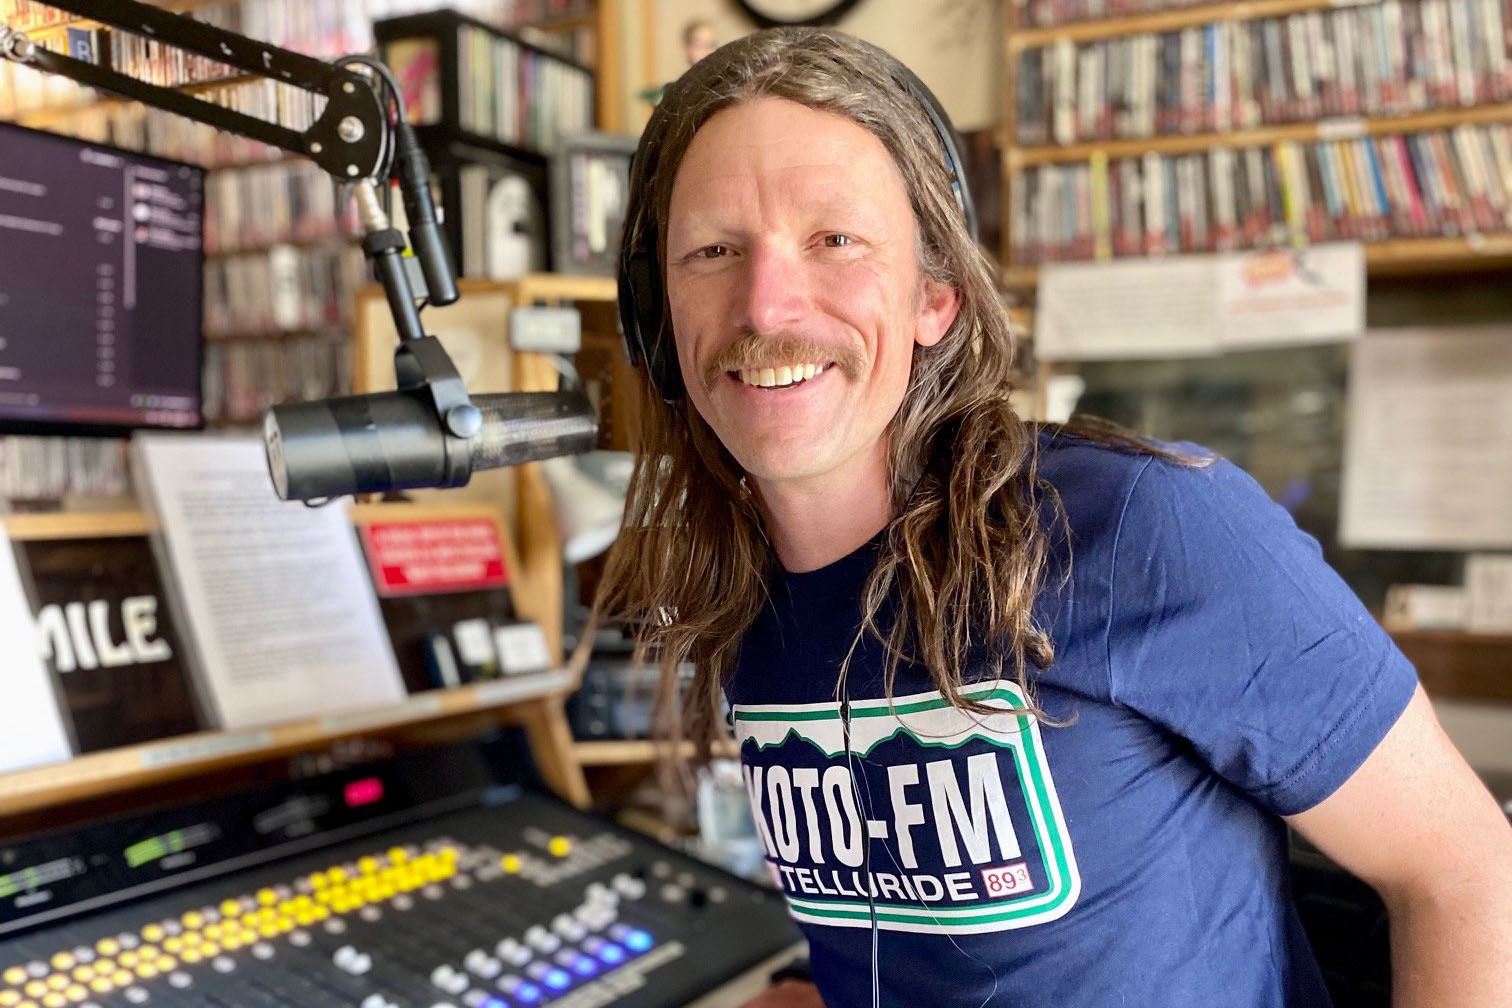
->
<box><xmin>0</xmin><ymin>0</ymin><xmax>533</xmax><ymax>498</ymax></box>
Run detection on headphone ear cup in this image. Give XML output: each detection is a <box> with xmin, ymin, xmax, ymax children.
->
<box><xmin>621</xmin><ymin>250</ymin><xmax>684</xmax><ymax>402</ymax></box>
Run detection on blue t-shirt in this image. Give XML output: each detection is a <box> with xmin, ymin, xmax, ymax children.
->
<box><xmin>727</xmin><ymin>433</ymin><xmax>1418</xmax><ymax>1007</ymax></box>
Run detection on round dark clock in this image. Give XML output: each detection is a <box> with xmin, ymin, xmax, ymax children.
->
<box><xmin>734</xmin><ymin>0</ymin><xmax>865</xmax><ymax>28</ymax></box>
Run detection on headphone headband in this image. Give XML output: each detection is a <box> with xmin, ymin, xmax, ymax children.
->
<box><xmin>617</xmin><ymin>39</ymin><xmax>975</xmax><ymax>404</ymax></box>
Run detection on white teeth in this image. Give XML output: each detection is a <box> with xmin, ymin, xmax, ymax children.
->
<box><xmin>735</xmin><ymin>363</ymin><xmax>828</xmax><ymax>388</ymax></box>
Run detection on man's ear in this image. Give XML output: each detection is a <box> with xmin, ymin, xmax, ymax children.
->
<box><xmin>914</xmin><ymin>277</ymin><xmax>961</xmax><ymax>349</ymax></box>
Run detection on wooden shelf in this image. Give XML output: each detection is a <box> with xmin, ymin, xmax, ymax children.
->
<box><xmin>1389</xmin><ymin>629</ymin><xmax>1512</xmax><ymax>704</ymax></box>
<box><xmin>1002</xmin><ymin>235</ymin><xmax>1512</xmax><ymax>291</ymax></box>
<box><xmin>526</xmin><ymin>12</ymin><xmax>596</xmax><ymax>33</ymax></box>
<box><xmin>1009</xmin><ymin>0</ymin><xmax>1341</xmax><ymax>50</ymax></box>
<box><xmin>458</xmin><ymin>272</ymin><xmax>618</xmax><ymax>304</ymax></box>
<box><xmin>574</xmin><ymin>739</ymin><xmax>739</xmax><ymax>766</ymax></box>
<box><xmin>1009</xmin><ymin>103</ymin><xmax>1512</xmax><ymax>168</ymax></box>
<box><xmin>3</xmin><ymin>510</ymin><xmax>151</xmax><ymax>540</ymax></box>
<box><xmin>0</xmin><ymin>668</ymin><xmax>576</xmax><ymax>817</ymax></box>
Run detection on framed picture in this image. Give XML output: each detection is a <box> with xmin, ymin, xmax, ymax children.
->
<box><xmin>549</xmin><ymin>131</ymin><xmax>637</xmax><ymax>275</ymax></box>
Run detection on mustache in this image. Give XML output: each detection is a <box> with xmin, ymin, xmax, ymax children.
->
<box><xmin>702</xmin><ymin>331</ymin><xmax>862</xmax><ymax>392</ymax></box>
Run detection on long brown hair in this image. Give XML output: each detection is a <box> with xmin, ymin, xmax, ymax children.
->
<box><xmin>593</xmin><ymin>28</ymin><xmax>1172</xmax><ymax>761</ymax></box>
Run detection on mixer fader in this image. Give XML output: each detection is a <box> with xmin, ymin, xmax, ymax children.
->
<box><xmin>0</xmin><ymin>741</ymin><xmax>801</xmax><ymax>1008</ymax></box>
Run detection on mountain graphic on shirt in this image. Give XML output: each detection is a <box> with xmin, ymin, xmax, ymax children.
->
<box><xmin>733</xmin><ymin>681</ymin><xmax>1081</xmax><ymax>935</ymax></box>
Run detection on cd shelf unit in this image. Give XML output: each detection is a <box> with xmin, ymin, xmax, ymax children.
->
<box><xmin>1002</xmin><ymin>0</ymin><xmax>1512</xmax><ymax>293</ymax></box>
<box><xmin>1000</xmin><ymin>0</ymin><xmax>1512</xmax><ymax>703</ymax></box>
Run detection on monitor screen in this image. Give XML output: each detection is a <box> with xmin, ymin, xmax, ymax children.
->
<box><xmin>0</xmin><ymin>121</ymin><xmax>205</xmax><ymax>435</ymax></box>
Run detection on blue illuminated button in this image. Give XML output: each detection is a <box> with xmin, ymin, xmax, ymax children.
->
<box><xmin>554</xmin><ymin>950</ymin><xmax>599</xmax><ymax>977</ymax></box>
<box><xmin>582</xmin><ymin>937</ymin><xmax>625</xmax><ymax>966</ymax></box>
<box><xmin>608</xmin><ymin>924</ymin><xmax>653</xmax><ymax>953</ymax></box>
<box><xmin>497</xmin><ymin>974</ymin><xmax>543</xmax><ymax>1005</ymax></box>
<box><xmin>526</xmin><ymin>962</ymin><xmax>573</xmax><ymax>991</ymax></box>
<box><xmin>482</xmin><ymin>998</ymin><xmax>508</xmax><ymax>1008</ymax></box>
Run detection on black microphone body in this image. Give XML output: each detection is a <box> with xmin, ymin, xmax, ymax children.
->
<box><xmin>264</xmin><ymin>389</ymin><xmax>597</xmax><ymax>501</ymax></box>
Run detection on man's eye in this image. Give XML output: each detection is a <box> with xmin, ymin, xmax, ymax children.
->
<box><xmin>822</xmin><ymin>234</ymin><xmax>854</xmax><ymax>248</ymax></box>
<box><xmin>696</xmin><ymin>244</ymin><xmax>730</xmax><ymax>259</ymax></box>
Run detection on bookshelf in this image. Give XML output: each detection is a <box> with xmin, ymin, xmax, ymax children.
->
<box><xmin>1002</xmin><ymin>0</ymin><xmax>1512</xmax><ymax>703</ymax></box>
<box><xmin>1002</xmin><ymin>0</ymin><xmax>1512</xmax><ymax>291</ymax></box>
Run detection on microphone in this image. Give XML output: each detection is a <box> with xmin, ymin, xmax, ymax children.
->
<box><xmin>263</xmin><ymin>388</ymin><xmax>598</xmax><ymax>502</ymax></box>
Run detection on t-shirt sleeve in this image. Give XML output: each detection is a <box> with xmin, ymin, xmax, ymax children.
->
<box><xmin>1106</xmin><ymin>452</ymin><xmax>1419</xmax><ymax>816</ymax></box>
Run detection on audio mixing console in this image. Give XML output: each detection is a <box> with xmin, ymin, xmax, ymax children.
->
<box><xmin>0</xmin><ymin>739</ymin><xmax>801</xmax><ymax>1008</ymax></box>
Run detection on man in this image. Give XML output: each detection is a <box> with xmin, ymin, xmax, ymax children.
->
<box><xmin>594</xmin><ymin>28</ymin><xmax>1512</xmax><ymax>1007</ymax></box>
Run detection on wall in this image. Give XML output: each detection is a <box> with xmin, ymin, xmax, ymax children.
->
<box><xmin>640</xmin><ymin>0</ymin><xmax>1002</xmax><ymax>133</ymax></box>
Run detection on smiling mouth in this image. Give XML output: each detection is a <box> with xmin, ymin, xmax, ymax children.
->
<box><xmin>730</xmin><ymin>363</ymin><xmax>830</xmax><ymax>389</ymax></box>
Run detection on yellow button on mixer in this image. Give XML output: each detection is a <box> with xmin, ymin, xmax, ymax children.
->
<box><xmin>180</xmin><ymin>911</ymin><xmax>205</xmax><ymax>930</ymax></box>
<box><xmin>501</xmin><ymin>854</ymin><xmax>522</xmax><ymax>874</ymax></box>
<box><xmin>220</xmin><ymin>899</ymin><xmax>242</xmax><ymax>917</ymax></box>
<box><xmin>140</xmin><ymin>924</ymin><xmax>163</xmax><ymax>944</ymax></box>
<box><xmin>38</xmin><ymin>993</ymin><xmax>64</xmax><ymax>1008</ymax></box>
<box><xmin>87</xmin><ymin>977</ymin><xmax>113</xmax><ymax>995</ymax></box>
<box><xmin>0</xmin><ymin>989</ymin><xmax>21</xmax><ymax>1006</ymax></box>
<box><xmin>63</xmin><ymin>985</ymin><xmax>87</xmax><ymax>1004</ymax></box>
<box><xmin>548</xmin><ymin>836</ymin><xmax>572</xmax><ymax>858</ymax></box>
<box><xmin>3</xmin><ymin>967</ymin><xmax>26</xmax><ymax>986</ymax></box>
<box><xmin>44</xmin><ymin>977</ymin><xmax>66</xmax><ymax>993</ymax></box>
<box><xmin>46</xmin><ymin>956</ymin><xmax>71</xmax><ymax>975</ymax></box>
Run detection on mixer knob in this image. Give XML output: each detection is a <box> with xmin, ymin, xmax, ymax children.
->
<box><xmin>496</xmin><ymin>974</ymin><xmax>545</xmax><ymax>1005</ymax></box>
<box><xmin>361</xmin><ymin>996</ymin><xmax>399</xmax><ymax>1008</ymax></box>
<box><xmin>494</xmin><ymin>938</ymin><xmax>531</xmax><ymax>967</ymax></box>
<box><xmin>524</xmin><ymin>926</ymin><xmax>561</xmax><ymax>954</ymax></box>
<box><xmin>333</xmin><ymin>946</ymin><xmax>372</xmax><ymax>976</ymax></box>
<box><xmin>660</xmin><ymin>884</ymin><xmax>687</xmax><ymax>903</ymax></box>
<box><xmin>612</xmin><ymin>873</ymin><xmax>646</xmax><ymax>900</ymax></box>
<box><xmin>551</xmin><ymin>914</ymin><xmax>587</xmax><ymax>942</ymax></box>
<box><xmin>430</xmin><ymin>964</ymin><xmax>468</xmax><ymax>995</ymax></box>
<box><xmin>463</xmin><ymin>949</ymin><xmax>503</xmax><ymax>979</ymax></box>
<box><xmin>525</xmin><ymin>961</ymin><xmax>574</xmax><ymax>993</ymax></box>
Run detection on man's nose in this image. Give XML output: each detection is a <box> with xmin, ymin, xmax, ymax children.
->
<box><xmin>739</xmin><ymin>245</ymin><xmax>810</xmax><ymax>335</ymax></box>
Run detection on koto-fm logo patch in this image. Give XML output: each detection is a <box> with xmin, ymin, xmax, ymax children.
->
<box><xmin>734</xmin><ymin>681</ymin><xmax>1080</xmax><ymax>935</ymax></box>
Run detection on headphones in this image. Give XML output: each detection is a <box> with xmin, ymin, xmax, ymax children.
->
<box><xmin>616</xmin><ymin>42</ymin><xmax>979</xmax><ymax>404</ymax></box>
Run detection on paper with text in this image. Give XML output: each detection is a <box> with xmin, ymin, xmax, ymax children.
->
<box><xmin>132</xmin><ymin>434</ymin><xmax>404</xmax><ymax>729</ymax></box>
<box><xmin>1340</xmin><ymin>328</ymin><xmax>1512</xmax><ymax>550</ymax></box>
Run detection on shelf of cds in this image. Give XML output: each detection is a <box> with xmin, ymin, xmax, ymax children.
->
<box><xmin>1002</xmin><ymin>0</ymin><xmax>1512</xmax><ymax>291</ymax></box>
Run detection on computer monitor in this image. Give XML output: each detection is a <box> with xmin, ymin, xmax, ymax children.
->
<box><xmin>0</xmin><ymin>121</ymin><xmax>205</xmax><ymax>435</ymax></box>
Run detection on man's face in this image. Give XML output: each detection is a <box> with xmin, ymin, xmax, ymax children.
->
<box><xmin>664</xmin><ymin>97</ymin><xmax>959</xmax><ymax>503</ymax></box>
